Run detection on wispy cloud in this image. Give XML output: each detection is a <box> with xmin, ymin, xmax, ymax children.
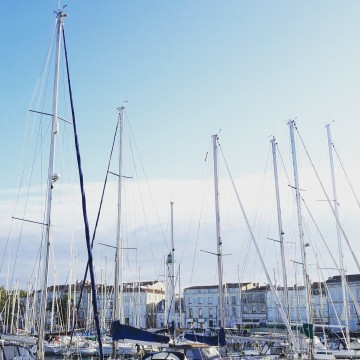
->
<box><xmin>1</xmin><ymin>167</ymin><xmax>360</xmax><ymax>291</ymax></box>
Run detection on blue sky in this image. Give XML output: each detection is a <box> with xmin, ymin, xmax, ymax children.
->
<box><xmin>1</xmin><ymin>1</ymin><xmax>360</xmax><ymax>290</ymax></box>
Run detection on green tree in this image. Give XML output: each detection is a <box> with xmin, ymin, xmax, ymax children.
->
<box><xmin>0</xmin><ymin>287</ymin><xmax>7</xmax><ymax>313</ymax></box>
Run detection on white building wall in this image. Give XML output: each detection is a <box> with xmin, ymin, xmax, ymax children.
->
<box><xmin>183</xmin><ymin>284</ymin><xmax>263</xmax><ymax>329</ymax></box>
<box><xmin>266</xmin><ymin>287</ymin><xmax>329</xmax><ymax>325</ymax></box>
<box><xmin>327</xmin><ymin>278</ymin><xmax>360</xmax><ymax>332</ymax></box>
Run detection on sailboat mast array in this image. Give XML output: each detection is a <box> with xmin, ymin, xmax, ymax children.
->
<box><xmin>221</xmin><ymin>134</ymin><xmax>300</xmax><ymax>352</ymax></box>
<box><xmin>37</xmin><ymin>10</ymin><xmax>66</xmax><ymax>360</ymax></box>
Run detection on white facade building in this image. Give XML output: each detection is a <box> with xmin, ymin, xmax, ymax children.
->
<box><xmin>183</xmin><ymin>283</ymin><xmax>266</xmax><ymax>329</ymax></box>
<box><xmin>122</xmin><ymin>281</ymin><xmax>165</xmax><ymax>329</ymax></box>
<box><xmin>326</xmin><ymin>274</ymin><xmax>360</xmax><ymax>332</ymax></box>
<box><xmin>156</xmin><ymin>297</ymin><xmax>185</xmax><ymax>329</ymax></box>
<box><xmin>266</xmin><ymin>282</ymin><xmax>329</xmax><ymax>326</ymax></box>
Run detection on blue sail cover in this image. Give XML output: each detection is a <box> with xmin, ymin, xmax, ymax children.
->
<box><xmin>111</xmin><ymin>321</ymin><xmax>170</xmax><ymax>344</ymax></box>
<box><xmin>184</xmin><ymin>328</ymin><xmax>226</xmax><ymax>347</ymax></box>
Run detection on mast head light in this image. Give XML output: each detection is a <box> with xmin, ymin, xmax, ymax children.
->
<box><xmin>52</xmin><ymin>173</ymin><xmax>61</xmax><ymax>183</ymax></box>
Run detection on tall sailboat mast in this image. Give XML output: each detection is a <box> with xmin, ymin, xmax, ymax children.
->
<box><xmin>167</xmin><ymin>202</ymin><xmax>175</xmax><ymax>336</ymax></box>
<box><xmin>212</xmin><ymin>134</ymin><xmax>225</xmax><ymax>328</ymax></box>
<box><xmin>271</xmin><ymin>137</ymin><xmax>290</xmax><ymax>328</ymax></box>
<box><xmin>178</xmin><ymin>265</ymin><xmax>182</xmax><ymax>329</ymax></box>
<box><xmin>37</xmin><ymin>10</ymin><xmax>66</xmax><ymax>359</ymax></box>
<box><xmin>113</xmin><ymin>105</ymin><xmax>125</xmax><ymax>357</ymax></box>
<box><xmin>288</xmin><ymin>120</ymin><xmax>312</xmax><ymax>325</ymax></box>
<box><xmin>325</xmin><ymin>123</ymin><xmax>350</xmax><ymax>348</ymax></box>
<box><xmin>138</xmin><ymin>267</ymin><xmax>141</xmax><ymax>328</ymax></box>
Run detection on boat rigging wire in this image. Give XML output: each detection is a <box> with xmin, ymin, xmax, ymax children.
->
<box><xmin>188</xmin><ymin>140</ymin><xmax>213</xmax><ymax>286</ymax></box>
<box><xmin>293</xmin><ymin>124</ymin><xmax>360</xmax><ymax>274</ymax></box>
<box><xmin>217</xmin><ymin>138</ymin><xmax>299</xmax><ymax>352</ymax></box>
<box><xmin>332</xmin><ymin>143</ymin><xmax>360</xmax><ymax>209</ymax></box>
<box><xmin>62</xmin><ymin>25</ymin><xmax>103</xmax><ymax>358</ymax></box>
<box><xmin>277</xmin><ymin>138</ymin><xmax>355</xmax><ymax>338</ymax></box>
<box><xmin>298</xmin><ymin>168</ymin><xmax>360</xmax><ymax>326</ymax></box>
<box><xmin>0</xmin><ymin>24</ymin><xmax>56</xmax><ymax>291</ymax></box>
<box><xmin>278</xmin><ymin>138</ymin><xmax>332</xmax><ymax>272</ymax></box>
<box><xmin>126</xmin><ymin>118</ymin><xmax>169</xmax><ymax>253</ymax></box>
<box><xmin>127</xmin><ymin>123</ymin><xmax>161</xmax><ymax>276</ymax></box>
<box><xmin>300</xmin><ymin>197</ymin><xmax>352</xmax><ymax>343</ymax></box>
<box><xmin>69</xmin><ymin>111</ymin><xmax>119</xmax><ymax>350</ymax></box>
<box><xmin>280</xmin><ymin>124</ymin><xmax>360</xmax><ymax>337</ymax></box>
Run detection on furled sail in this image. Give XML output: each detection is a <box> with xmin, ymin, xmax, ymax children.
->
<box><xmin>111</xmin><ymin>321</ymin><xmax>170</xmax><ymax>344</ymax></box>
<box><xmin>184</xmin><ymin>328</ymin><xmax>226</xmax><ymax>346</ymax></box>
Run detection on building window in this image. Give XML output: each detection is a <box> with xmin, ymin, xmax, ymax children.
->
<box><xmin>231</xmin><ymin>296</ymin><xmax>236</xmax><ymax>305</ymax></box>
<box><xmin>232</xmin><ymin>307</ymin><xmax>237</xmax><ymax>317</ymax></box>
<box><xmin>208</xmin><ymin>297</ymin><xmax>212</xmax><ymax>305</ymax></box>
<box><xmin>209</xmin><ymin>308</ymin><xmax>213</xmax><ymax>318</ymax></box>
<box><xmin>189</xmin><ymin>308</ymin><xmax>193</xmax><ymax>318</ymax></box>
<box><xmin>199</xmin><ymin>308</ymin><xmax>203</xmax><ymax>318</ymax></box>
<box><xmin>198</xmin><ymin>297</ymin><xmax>202</xmax><ymax>304</ymax></box>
